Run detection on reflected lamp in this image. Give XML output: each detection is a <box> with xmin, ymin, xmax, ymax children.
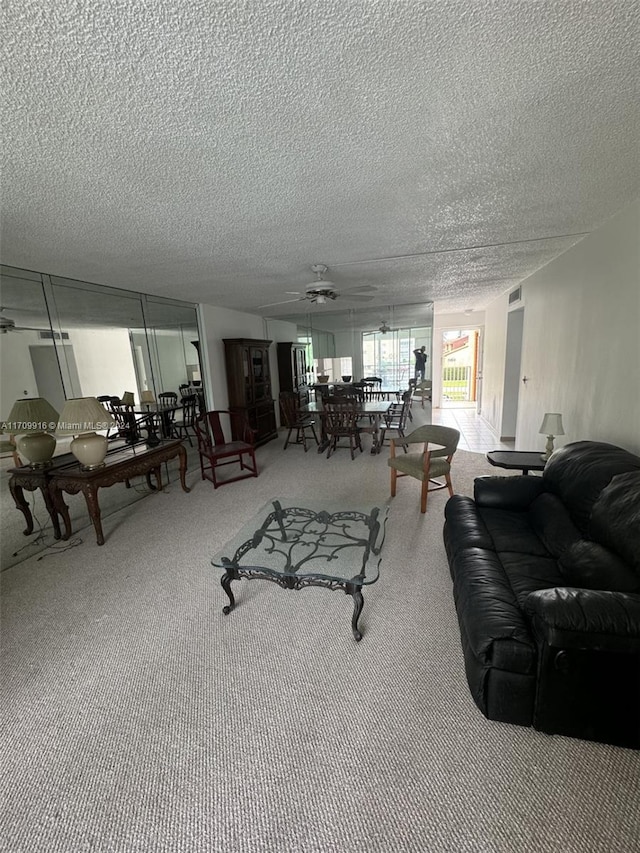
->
<box><xmin>57</xmin><ymin>397</ymin><xmax>116</xmax><ymax>469</ymax></box>
<box><xmin>3</xmin><ymin>397</ymin><xmax>60</xmax><ymax>467</ymax></box>
<box><xmin>140</xmin><ymin>390</ymin><xmax>155</xmax><ymax>411</ymax></box>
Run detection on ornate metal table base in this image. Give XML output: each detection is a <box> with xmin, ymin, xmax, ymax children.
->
<box><xmin>214</xmin><ymin>500</ymin><xmax>387</xmax><ymax>641</ymax></box>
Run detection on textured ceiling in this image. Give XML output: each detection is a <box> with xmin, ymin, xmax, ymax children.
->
<box><xmin>2</xmin><ymin>0</ymin><xmax>639</xmax><ymax>329</ymax></box>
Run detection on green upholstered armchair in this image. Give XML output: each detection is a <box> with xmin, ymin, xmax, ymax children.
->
<box><xmin>387</xmin><ymin>424</ymin><xmax>460</xmax><ymax>513</ymax></box>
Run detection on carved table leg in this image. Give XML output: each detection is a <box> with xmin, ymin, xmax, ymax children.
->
<box><xmin>177</xmin><ymin>444</ymin><xmax>191</xmax><ymax>493</ymax></box>
<box><xmin>40</xmin><ymin>485</ymin><xmax>61</xmax><ymax>539</ymax></box>
<box><xmin>50</xmin><ymin>484</ymin><xmax>72</xmax><ymax>540</ymax></box>
<box><xmin>83</xmin><ymin>484</ymin><xmax>105</xmax><ymax>546</ymax></box>
<box><xmin>9</xmin><ymin>479</ymin><xmax>34</xmax><ymax>536</ymax></box>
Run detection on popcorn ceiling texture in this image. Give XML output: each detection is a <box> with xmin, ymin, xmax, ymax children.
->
<box><xmin>2</xmin><ymin>0</ymin><xmax>639</xmax><ymax>316</ymax></box>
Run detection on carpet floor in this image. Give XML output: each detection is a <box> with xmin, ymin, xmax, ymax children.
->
<box><xmin>1</xmin><ymin>438</ymin><xmax>639</xmax><ymax>853</ymax></box>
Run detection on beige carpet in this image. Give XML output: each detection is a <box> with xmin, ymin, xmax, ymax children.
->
<box><xmin>1</xmin><ymin>439</ymin><xmax>639</xmax><ymax>853</ymax></box>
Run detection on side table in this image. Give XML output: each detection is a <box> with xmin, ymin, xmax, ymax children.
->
<box><xmin>486</xmin><ymin>450</ymin><xmax>546</xmax><ymax>475</ymax></box>
<box><xmin>48</xmin><ymin>440</ymin><xmax>190</xmax><ymax>546</ymax></box>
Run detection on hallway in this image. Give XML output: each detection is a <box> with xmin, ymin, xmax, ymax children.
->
<box><xmin>431</xmin><ymin>406</ymin><xmax>515</xmax><ymax>454</ymax></box>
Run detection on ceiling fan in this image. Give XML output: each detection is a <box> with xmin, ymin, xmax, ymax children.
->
<box><xmin>258</xmin><ymin>264</ymin><xmax>376</xmax><ymax>309</ymax></box>
<box><xmin>0</xmin><ymin>308</ymin><xmax>46</xmax><ymax>334</ymax></box>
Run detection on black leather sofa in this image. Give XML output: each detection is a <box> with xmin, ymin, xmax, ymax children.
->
<box><xmin>443</xmin><ymin>441</ymin><xmax>640</xmax><ymax>748</ymax></box>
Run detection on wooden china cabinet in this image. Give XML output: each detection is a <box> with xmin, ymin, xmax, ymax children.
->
<box><xmin>277</xmin><ymin>342</ymin><xmax>309</xmax><ymax>401</ymax></box>
<box><xmin>223</xmin><ymin>338</ymin><xmax>277</xmax><ymax>446</ymax></box>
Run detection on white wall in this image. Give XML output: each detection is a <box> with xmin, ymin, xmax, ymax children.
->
<box><xmin>1</xmin><ymin>327</ymin><xmax>137</xmax><ymax>416</ymax></box>
<box><xmin>69</xmin><ymin>327</ymin><xmax>138</xmax><ymax>399</ymax></box>
<box><xmin>0</xmin><ymin>331</ymin><xmax>40</xmax><ymax>420</ymax></box>
<box><xmin>483</xmin><ymin>199</ymin><xmax>640</xmax><ymax>455</ymax></box>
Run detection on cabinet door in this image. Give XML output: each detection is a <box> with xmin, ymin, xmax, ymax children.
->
<box><xmin>293</xmin><ymin>347</ymin><xmax>306</xmax><ymax>387</ymax></box>
<box><xmin>250</xmin><ymin>345</ymin><xmax>271</xmax><ymax>401</ymax></box>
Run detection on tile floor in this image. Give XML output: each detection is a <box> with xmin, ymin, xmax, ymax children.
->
<box><xmin>431</xmin><ymin>405</ymin><xmax>515</xmax><ymax>453</ymax></box>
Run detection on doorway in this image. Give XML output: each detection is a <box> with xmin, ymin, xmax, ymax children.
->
<box><xmin>440</xmin><ymin>329</ymin><xmax>480</xmax><ymax>408</ymax></box>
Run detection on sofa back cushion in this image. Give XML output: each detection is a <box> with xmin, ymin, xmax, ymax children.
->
<box><xmin>589</xmin><ymin>470</ymin><xmax>640</xmax><ymax>575</ymax></box>
<box><xmin>559</xmin><ymin>539</ymin><xmax>640</xmax><ymax>592</ymax></box>
<box><xmin>543</xmin><ymin>442</ymin><xmax>640</xmax><ymax>533</ymax></box>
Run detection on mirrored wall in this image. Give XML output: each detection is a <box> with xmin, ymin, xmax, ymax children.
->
<box><xmin>288</xmin><ymin>303</ymin><xmax>433</xmax><ymax>386</ymax></box>
<box><xmin>0</xmin><ymin>264</ymin><xmax>203</xmax><ymax>420</ymax></box>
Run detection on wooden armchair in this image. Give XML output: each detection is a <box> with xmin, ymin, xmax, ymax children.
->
<box><xmin>388</xmin><ymin>424</ymin><xmax>460</xmax><ymax>513</ymax></box>
<box><xmin>194</xmin><ymin>410</ymin><xmax>258</xmax><ymax>488</ymax></box>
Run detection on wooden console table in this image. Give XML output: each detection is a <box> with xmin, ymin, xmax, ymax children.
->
<box><xmin>8</xmin><ymin>455</ymin><xmax>74</xmax><ymax>540</ymax></box>
<box><xmin>48</xmin><ymin>440</ymin><xmax>190</xmax><ymax>546</ymax></box>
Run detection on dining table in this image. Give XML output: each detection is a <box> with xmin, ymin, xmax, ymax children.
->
<box><xmin>131</xmin><ymin>404</ymin><xmax>180</xmax><ymax>444</ymax></box>
<box><xmin>303</xmin><ymin>400</ymin><xmax>393</xmax><ymax>454</ymax></box>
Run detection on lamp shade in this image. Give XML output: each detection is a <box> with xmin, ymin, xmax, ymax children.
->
<box><xmin>2</xmin><ymin>397</ymin><xmax>60</xmax><ymax>466</ymax></box>
<box><xmin>539</xmin><ymin>413</ymin><xmax>565</xmax><ymax>436</ymax></box>
<box><xmin>121</xmin><ymin>391</ymin><xmax>135</xmax><ymax>406</ymax></box>
<box><xmin>57</xmin><ymin>397</ymin><xmax>117</xmax><ymax>469</ymax></box>
<box><xmin>140</xmin><ymin>390</ymin><xmax>155</xmax><ymax>404</ymax></box>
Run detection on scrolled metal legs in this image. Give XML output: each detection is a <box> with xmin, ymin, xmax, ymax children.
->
<box><xmin>350</xmin><ymin>587</ymin><xmax>364</xmax><ymax>642</ymax></box>
<box><xmin>220</xmin><ymin>570</ymin><xmax>237</xmax><ymax>615</ymax></box>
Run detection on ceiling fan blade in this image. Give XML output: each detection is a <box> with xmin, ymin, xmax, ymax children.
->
<box><xmin>338</xmin><ymin>293</ymin><xmax>374</xmax><ymax>301</ymax></box>
<box><xmin>341</xmin><ymin>284</ymin><xmax>377</xmax><ymax>294</ymax></box>
<box><xmin>257</xmin><ymin>296</ymin><xmax>304</xmax><ymax>309</ymax></box>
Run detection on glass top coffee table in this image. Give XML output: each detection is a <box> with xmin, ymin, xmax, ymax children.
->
<box><xmin>211</xmin><ymin>499</ymin><xmax>388</xmax><ymax>641</ymax></box>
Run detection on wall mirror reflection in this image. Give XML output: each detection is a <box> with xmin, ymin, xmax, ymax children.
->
<box><xmin>1</xmin><ymin>264</ymin><xmax>202</xmax><ymax>570</ymax></box>
<box><xmin>274</xmin><ymin>302</ymin><xmax>434</xmax><ymax>388</ymax></box>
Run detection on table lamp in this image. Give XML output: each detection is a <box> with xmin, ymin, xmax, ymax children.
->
<box><xmin>57</xmin><ymin>397</ymin><xmax>116</xmax><ymax>469</ymax></box>
<box><xmin>539</xmin><ymin>412</ymin><xmax>565</xmax><ymax>461</ymax></box>
<box><xmin>140</xmin><ymin>390</ymin><xmax>155</xmax><ymax>411</ymax></box>
<box><xmin>121</xmin><ymin>391</ymin><xmax>135</xmax><ymax>407</ymax></box>
<box><xmin>3</xmin><ymin>397</ymin><xmax>60</xmax><ymax>467</ymax></box>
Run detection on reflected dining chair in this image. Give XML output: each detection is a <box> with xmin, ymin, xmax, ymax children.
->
<box><xmin>279</xmin><ymin>391</ymin><xmax>318</xmax><ymax>452</ymax></box>
<box><xmin>173</xmin><ymin>394</ymin><xmax>198</xmax><ymax>446</ymax></box>
<box><xmin>378</xmin><ymin>391</ymin><xmax>411</xmax><ymax>451</ymax></box>
<box><xmin>194</xmin><ymin>410</ymin><xmax>258</xmax><ymax>488</ymax></box>
<box><xmin>387</xmin><ymin>424</ymin><xmax>460</xmax><ymax>513</ymax></box>
<box><xmin>321</xmin><ymin>401</ymin><xmax>363</xmax><ymax>460</ymax></box>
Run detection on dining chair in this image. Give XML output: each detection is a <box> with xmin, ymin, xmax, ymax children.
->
<box><xmin>387</xmin><ymin>424</ymin><xmax>460</xmax><ymax>513</ymax></box>
<box><xmin>378</xmin><ymin>392</ymin><xmax>411</xmax><ymax>450</ymax></box>
<box><xmin>412</xmin><ymin>379</ymin><xmax>432</xmax><ymax>408</ymax></box>
<box><xmin>173</xmin><ymin>394</ymin><xmax>198</xmax><ymax>446</ymax></box>
<box><xmin>322</xmin><ymin>402</ymin><xmax>363</xmax><ymax>460</ymax></box>
<box><xmin>106</xmin><ymin>396</ymin><xmax>137</xmax><ymax>443</ymax></box>
<box><xmin>194</xmin><ymin>410</ymin><xmax>258</xmax><ymax>488</ymax></box>
<box><xmin>279</xmin><ymin>391</ymin><xmax>318</xmax><ymax>452</ymax></box>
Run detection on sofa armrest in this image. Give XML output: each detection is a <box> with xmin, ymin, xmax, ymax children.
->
<box><xmin>525</xmin><ymin>587</ymin><xmax>640</xmax><ymax>653</ymax></box>
<box><xmin>474</xmin><ymin>475</ymin><xmax>545</xmax><ymax>510</ymax></box>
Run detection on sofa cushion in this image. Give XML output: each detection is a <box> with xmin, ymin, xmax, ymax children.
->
<box><xmin>589</xmin><ymin>471</ymin><xmax>640</xmax><ymax>574</ymax></box>
<box><xmin>478</xmin><ymin>507</ymin><xmax>549</xmax><ymax>556</ymax></box>
<box><xmin>528</xmin><ymin>492</ymin><xmax>582</xmax><ymax>558</ymax></box>
<box><xmin>543</xmin><ymin>441</ymin><xmax>640</xmax><ymax>533</ymax></box>
<box><xmin>499</xmin><ymin>551</ymin><xmax>566</xmax><ymax>606</ymax></box>
<box><xmin>559</xmin><ymin>540</ymin><xmax>640</xmax><ymax>593</ymax></box>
